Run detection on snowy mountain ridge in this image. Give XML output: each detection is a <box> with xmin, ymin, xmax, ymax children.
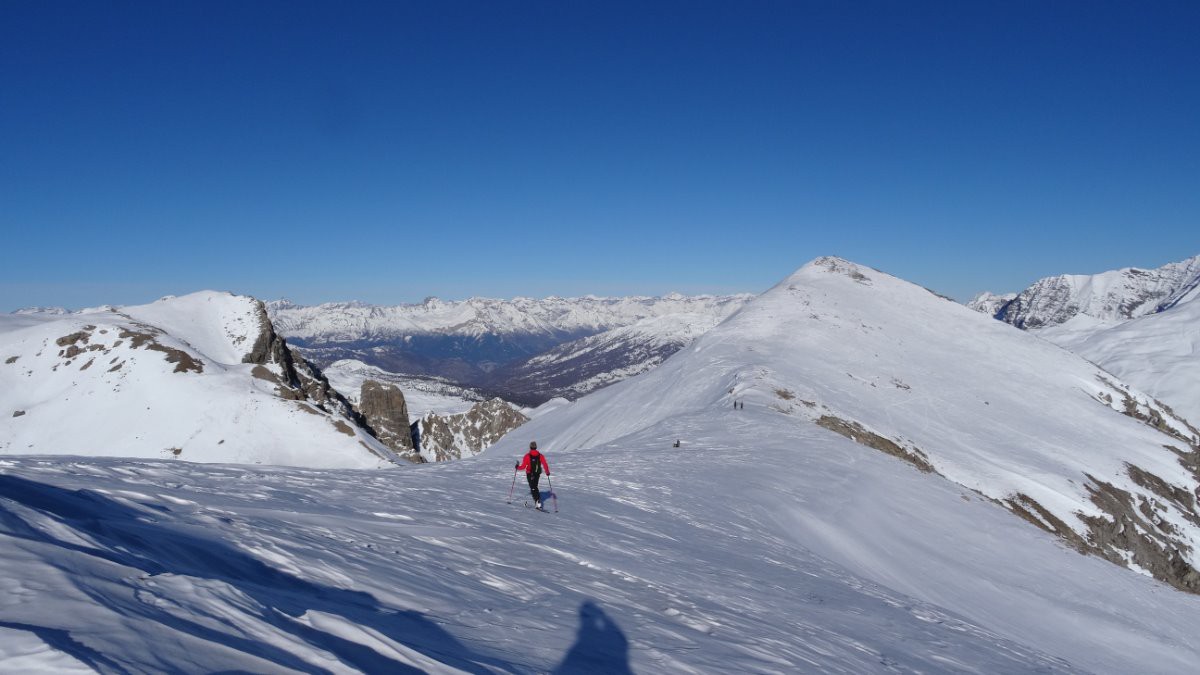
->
<box><xmin>972</xmin><ymin>254</ymin><xmax>1200</xmax><ymax>432</ymax></box>
<box><xmin>993</xmin><ymin>254</ymin><xmax>1200</xmax><ymax>328</ymax></box>
<box><xmin>268</xmin><ymin>293</ymin><xmax>753</xmax><ymax>342</ymax></box>
<box><xmin>0</xmin><ymin>291</ymin><xmax>401</xmax><ymax>468</ymax></box>
<box><xmin>514</xmin><ymin>256</ymin><xmax>1200</xmax><ymax>594</ymax></box>
<box><xmin>965</xmin><ymin>291</ymin><xmax>1016</xmax><ymax>316</ymax></box>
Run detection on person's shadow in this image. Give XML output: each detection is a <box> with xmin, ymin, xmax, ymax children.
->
<box><xmin>1</xmin><ymin>474</ymin><xmax>633</xmax><ymax>673</ymax></box>
<box><xmin>552</xmin><ymin>600</ymin><xmax>634</xmax><ymax>674</ymax></box>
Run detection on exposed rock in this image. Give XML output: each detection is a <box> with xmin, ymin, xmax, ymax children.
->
<box><xmin>242</xmin><ymin>300</ymin><xmax>357</xmax><ymax>417</ymax></box>
<box><xmin>4</xmin><ymin>356</ymin><xmax>17</xmax><ymax>364</ymax></box>
<box><xmin>816</xmin><ymin>415</ymin><xmax>937</xmax><ymax>474</ymax></box>
<box><xmin>55</xmin><ymin>330</ymin><xmax>91</xmax><ymax>348</ymax></box>
<box><xmin>1080</xmin><ymin>473</ymin><xmax>1200</xmax><ymax>594</ymax></box>
<box><xmin>12</xmin><ymin>410</ymin><xmax>25</xmax><ymax>418</ymax></box>
<box><xmin>416</xmin><ymin>398</ymin><xmax>529</xmax><ymax>462</ymax></box>
<box><xmin>358</xmin><ymin>380</ymin><xmax>417</xmax><ymax>461</ymax></box>
<box><xmin>117</xmin><ymin>327</ymin><xmax>204</xmax><ymax>374</ymax></box>
<box><xmin>241</xmin><ymin>300</ymin><xmax>413</xmax><ymax>463</ymax></box>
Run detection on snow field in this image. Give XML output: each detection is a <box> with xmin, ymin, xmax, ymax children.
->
<box><xmin>5</xmin><ymin>404</ymin><xmax>1200</xmax><ymax>672</ymax></box>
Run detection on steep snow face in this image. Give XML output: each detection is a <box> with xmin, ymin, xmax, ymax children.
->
<box><xmin>998</xmin><ymin>255</ymin><xmax>1200</xmax><ymax>328</ymax></box>
<box><xmin>966</xmin><ymin>291</ymin><xmax>1016</xmax><ymax>317</ymax></box>
<box><xmin>0</xmin><ymin>292</ymin><xmax>398</xmax><ymax>468</ymax></box>
<box><xmin>487</xmin><ymin>312</ymin><xmax>728</xmax><ymax>404</ymax></box>
<box><xmin>511</xmin><ymin>257</ymin><xmax>1200</xmax><ymax>593</ymax></box>
<box><xmin>322</xmin><ymin>358</ymin><xmax>485</xmax><ymax>417</ymax></box>
<box><xmin>268</xmin><ymin>293</ymin><xmax>753</xmax><ymax>342</ymax></box>
<box><xmin>1037</xmin><ymin>292</ymin><xmax>1200</xmax><ymax>425</ymax></box>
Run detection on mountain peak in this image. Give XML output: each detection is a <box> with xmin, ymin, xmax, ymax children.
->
<box><xmin>515</xmin><ymin>259</ymin><xmax>1200</xmax><ymax>594</ymax></box>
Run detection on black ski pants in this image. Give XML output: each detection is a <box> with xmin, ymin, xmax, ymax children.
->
<box><xmin>526</xmin><ymin>472</ymin><xmax>541</xmax><ymax>503</ymax></box>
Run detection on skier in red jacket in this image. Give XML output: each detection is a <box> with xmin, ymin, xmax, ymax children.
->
<box><xmin>516</xmin><ymin>441</ymin><xmax>550</xmax><ymax>509</ymax></box>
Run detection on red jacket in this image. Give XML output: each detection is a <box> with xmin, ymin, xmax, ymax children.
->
<box><xmin>517</xmin><ymin>450</ymin><xmax>550</xmax><ymax>476</ymax></box>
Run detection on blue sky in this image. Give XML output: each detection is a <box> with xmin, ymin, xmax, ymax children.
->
<box><xmin>2</xmin><ymin>1</ymin><xmax>1198</xmax><ymax>310</ymax></box>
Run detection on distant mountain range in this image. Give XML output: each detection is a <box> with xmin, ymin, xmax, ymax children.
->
<box><xmin>970</xmin><ymin>255</ymin><xmax>1200</xmax><ymax>328</ymax></box>
<box><xmin>268</xmin><ymin>293</ymin><xmax>751</xmax><ymax>405</ymax></box>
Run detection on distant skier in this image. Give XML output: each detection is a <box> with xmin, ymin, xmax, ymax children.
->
<box><xmin>516</xmin><ymin>441</ymin><xmax>551</xmax><ymax>509</ymax></box>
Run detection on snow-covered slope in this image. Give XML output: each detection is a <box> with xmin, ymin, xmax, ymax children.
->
<box><xmin>5</xmin><ymin>388</ymin><xmax>1200</xmax><ymax>671</ymax></box>
<box><xmin>0</xmin><ymin>292</ymin><xmax>400</xmax><ymax>468</ymax></box>
<box><xmin>513</xmin><ymin>257</ymin><xmax>1200</xmax><ymax>593</ymax></box>
<box><xmin>997</xmin><ymin>255</ymin><xmax>1200</xmax><ymax>328</ymax></box>
<box><xmin>985</xmin><ymin>255</ymin><xmax>1200</xmax><ymax>431</ymax></box>
<box><xmin>487</xmin><ymin>312</ymin><xmax>726</xmax><ymax>404</ymax></box>
<box><xmin>322</xmin><ymin>358</ymin><xmax>486</xmax><ymax>417</ymax></box>
<box><xmin>1037</xmin><ymin>285</ymin><xmax>1200</xmax><ymax>425</ymax></box>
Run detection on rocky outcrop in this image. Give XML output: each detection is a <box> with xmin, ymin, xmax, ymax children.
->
<box><xmin>358</xmin><ymin>380</ymin><xmax>418</xmax><ymax>462</ymax></box>
<box><xmin>241</xmin><ymin>300</ymin><xmax>415</xmax><ymax>462</ymax></box>
<box><xmin>243</xmin><ymin>300</ymin><xmax>358</xmax><ymax>419</ymax></box>
<box><xmin>415</xmin><ymin>398</ymin><xmax>529</xmax><ymax>462</ymax></box>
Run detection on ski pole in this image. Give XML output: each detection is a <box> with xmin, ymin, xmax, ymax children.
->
<box><xmin>506</xmin><ymin>467</ymin><xmax>518</xmax><ymax>503</ymax></box>
<box><xmin>546</xmin><ymin>474</ymin><xmax>558</xmax><ymax>513</ymax></box>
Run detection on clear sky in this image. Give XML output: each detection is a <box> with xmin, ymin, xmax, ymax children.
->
<box><xmin>2</xmin><ymin>1</ymin><xmax>1198</xmax><ymax>310</ymax></box>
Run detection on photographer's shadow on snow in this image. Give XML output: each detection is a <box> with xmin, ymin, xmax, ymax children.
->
<box><xmin>552</xmin><ymin>600</ymin><xmax>633</xmax><ymax>674</ymax></box>
<box><xmin>0</xmin><ymin>474</ymin><xmax>512</xmax><ymax>674</ymax></box>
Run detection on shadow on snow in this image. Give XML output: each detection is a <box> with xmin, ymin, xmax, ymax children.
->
<box><xmin>552</xmin><ymin>600</ymin><xmax>634</xmax><ymax>674</ymax></box>
<box><xmin>0</xmin><ymin>475</ymin><xmax>634</xmax><ymax>674</ymax></box>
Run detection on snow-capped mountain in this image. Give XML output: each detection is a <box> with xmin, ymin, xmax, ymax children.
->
<box><xmin>486</xmin><ymin>312</ymin><xmax>729</xmax><ymax>405</ymax></box>
<box><xmin>514</xmin><ymin>257</ymin><xmax>1200</xmax><ymax>594</ymax></box>
<box><xmin>1036</xmin><ymin>282</ymin><xmax>1200</xmax><ymax>425</ymax></box>
<box><xmin>0</xmin><ymin>292</ymin><xmax>402</xmax><ymax>468</ymax></box>
<box><xmin>269</xmin><ymin>293</ymin><xmax>751</xmax><ymax>342</ymax></box>
<box><xmin>975</xmin><ymin>255</ymin><xmax>1200</xmax><ymax>428</ymax></box>
<box><xmin>994</xmin><ymin>255</ymin><xmax>1200</xmax><ymax>328</ymax></box>
<box><xmin>267</xmin><ymin>293</ymin><xmax>752</xmax><ymax>398</ymax></box>
<box><xmin>966</xmin><ymin>291</ymin><xmax>1016</xmax><ymax>316</ymax></box>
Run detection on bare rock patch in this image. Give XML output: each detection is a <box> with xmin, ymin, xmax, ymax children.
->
<box><xmin>816</xmin><ymin>415</ymin><xmax>936</xmax><ymax>474</ymax></box>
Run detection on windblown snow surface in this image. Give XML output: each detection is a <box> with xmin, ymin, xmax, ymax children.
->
<box><xmin>4</xmin><ymin>261</ymin><xmax>1200</xmax><ymax>672</ymax></box>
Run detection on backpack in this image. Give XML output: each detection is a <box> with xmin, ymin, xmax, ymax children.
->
<box><xmin>527</xmin><ymin>452</ymin><xmax>542</xmax><ymax>477</ymax></box>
